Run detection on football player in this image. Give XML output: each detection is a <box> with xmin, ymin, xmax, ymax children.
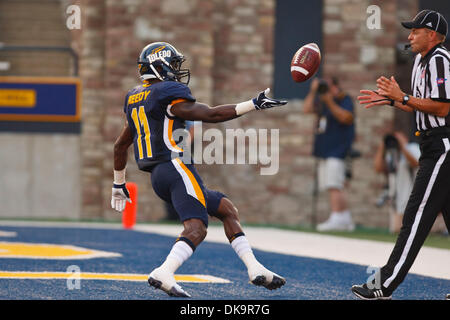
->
<box><xmin>111</xmin><ymin>42</ymin><xmax>287</xmax><ymax>297</ymax></box>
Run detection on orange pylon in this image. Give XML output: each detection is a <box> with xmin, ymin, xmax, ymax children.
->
<box><xmin>123</xmin><ymin>182</ymin><xmax>138</xmax><ymax>229</ymax></box>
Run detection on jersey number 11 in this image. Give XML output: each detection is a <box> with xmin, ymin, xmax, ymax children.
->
<box><xmin>131</xmin><ymin>106</ymin><xmax>152</xmax><ymax>159</ymax></box>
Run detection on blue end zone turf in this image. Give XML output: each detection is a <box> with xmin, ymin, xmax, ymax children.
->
<box><xmin>0</xmin><ymin>225</ymin><xmax>448</xmax><ymax>300</ymax></box>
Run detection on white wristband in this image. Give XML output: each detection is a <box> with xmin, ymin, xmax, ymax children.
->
<box><xmin>114</xmin><ymin>168</ymin><xmax>126</xmax><ymax>185</ymax></box>
<box><xmin>235</xmin><ymin>100</ymin><xmax>256</xmax><ymax>116</ymax></box>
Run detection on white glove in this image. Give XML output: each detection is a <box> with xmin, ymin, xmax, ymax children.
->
<box><xmin>111</xmin><ymin>183</ymin><xmax>132</xmax><ymax>212</ymax></box>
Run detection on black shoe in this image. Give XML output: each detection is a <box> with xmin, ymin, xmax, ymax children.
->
<box><xmin>351</xmin><ymin>283</ymin><xmax>392</xmax><ymax>300</ymax></box>
<box><xmin>251</xmin><ymin>274</ymin><xmax>286</xmax><ymax>290</ymax></box>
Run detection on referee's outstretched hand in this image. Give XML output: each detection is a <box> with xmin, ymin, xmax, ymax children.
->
<box><xmin>377</xmin><ymin>76</ymin><xmax>403</xmax><ymax>101</ymax></box>
<box><xmin>357</xmin><ymin>90</ymin><xmax>391</xmax><ymax>109</ymax></box>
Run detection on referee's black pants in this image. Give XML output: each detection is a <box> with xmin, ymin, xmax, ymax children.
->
<box><xmin>380</xmin><ymin>133</ymin><xmax>450</xmax><ymax>295</ymax></box>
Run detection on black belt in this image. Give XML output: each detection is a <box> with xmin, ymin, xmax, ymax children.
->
<box><xmin>416</xmin><ymin>127</ymin><xmax>450</xmax><ymax>137</ymax></box>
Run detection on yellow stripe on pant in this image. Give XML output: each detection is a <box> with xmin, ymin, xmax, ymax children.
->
<box><xmin>173</xmin><ymin>158</ymin><xmax>206</xmax><ymax>207</ymax></box>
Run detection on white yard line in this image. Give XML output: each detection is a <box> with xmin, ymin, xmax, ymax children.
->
<box><xmin>1</xmin><ymin>220</ymin><xmax>448</xmax><ymax>280</ymax></box>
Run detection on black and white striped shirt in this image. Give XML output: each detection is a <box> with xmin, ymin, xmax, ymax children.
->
<box><xmin>410</xmin><ymin>44</ymin><xmax>450</xmax><ymax>131</ymax></box>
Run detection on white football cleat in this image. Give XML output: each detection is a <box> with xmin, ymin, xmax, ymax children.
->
<box><xmin>148</xmin><ymin>267</ymin><xmax>191</xmax><ymax>298</ymax></box>
<box><xmin>248</xmin><ymin>263</ymin><xmax>286</xmax><ymax>290</ymax></box>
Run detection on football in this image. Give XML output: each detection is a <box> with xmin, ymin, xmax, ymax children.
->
<box><xmin>290</xmin><ymin>43</ymin><xmax>321</xmax><ymax>83</ymax></box>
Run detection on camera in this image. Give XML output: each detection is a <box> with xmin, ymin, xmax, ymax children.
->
<box><xmin>384</xmin><ymin>134</ymin><xmax>399</xmax><ymax>150</ymax></box>
<box><xmin>317</xmin><ymin>79</ymin><xmax>329</xmax><ymax>95</ymax></box>
<box><xmin>383</xmin><ymin>134</ymin><xmax>399</xmax><ymax>173</ymax></box>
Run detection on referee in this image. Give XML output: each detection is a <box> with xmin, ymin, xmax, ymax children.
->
<box><xmin>353</xmin><ymin>9</ymin><xmax>450</xmax><ymax>300</ymax></box>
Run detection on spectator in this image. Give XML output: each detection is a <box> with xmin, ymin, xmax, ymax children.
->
<box><xmin>303</xmin><ymin>77</ymin><xmax>356</xmax><ymax>231</ymax></box>
<box><xmin>374</xmin><ymin>131</ymin><xmax>420</xmax><ymax>233</ymax></box>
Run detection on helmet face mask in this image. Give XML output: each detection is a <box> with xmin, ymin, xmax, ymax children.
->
<box><xmin>169</xmin><ymin>56</ymin><xmax>190</xmax><ymax>84</ymax></box>
<box><xmin>137</xmin><ymin>42</ymin><xmax>190</xmax><ymax>85</ymax></box>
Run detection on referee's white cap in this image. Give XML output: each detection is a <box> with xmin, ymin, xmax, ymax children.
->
<box><xmin>401</xmin><ymin>10</ymin><xmax>448</xmax><ymax>37</ymax></box>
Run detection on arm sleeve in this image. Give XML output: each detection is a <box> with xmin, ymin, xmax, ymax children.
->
<box><xmin>339</xmin><ymin>95</ymin><xmax>354</xmax><ymax>113</ymax></box>
<box><xmin>155</xmin><ymin>82</ymin><xmax>196</xmax><ymax>118</ymax></box>
<box><xmin>428</xmin><ymin>55</ymin><xmax>450</xmax><ymax>102</ymax></box>
<box><xmin>157</xmin><ymin>82</ymin><xmax>196</xmax><ymax>106</ymax></box>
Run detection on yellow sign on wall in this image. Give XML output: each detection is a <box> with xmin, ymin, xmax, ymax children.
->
<box><xmin>0</xmin><ymin>89</ymin><xmax>36</xmax><ymax>108</ymax></box>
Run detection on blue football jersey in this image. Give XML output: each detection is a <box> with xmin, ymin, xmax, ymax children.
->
<box><xmin>123</xmin><ymin>81</ymin><xmax>196</xmax><ymax>172</ymax></box>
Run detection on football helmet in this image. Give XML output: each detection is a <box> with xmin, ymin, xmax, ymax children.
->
<box><xmin>137</xmin><ymin>42</ymin><xmax>190</xmax><ymax>84</ymax></box>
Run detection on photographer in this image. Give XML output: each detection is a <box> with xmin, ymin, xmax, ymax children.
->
<box><xmin>303</xmin><ymin>77</ymin><xmax>356</xmax><ymax>231</ymax></box>
<box><xmin>374</xmin><ymin>131</ymin><xmax>420</xmax><ymax>233</ymax></box>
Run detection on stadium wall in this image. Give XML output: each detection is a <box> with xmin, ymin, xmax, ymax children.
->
<box><xmin>71</xmin><ymin>0</ymin><xmax>421</xmax><ymax>227</ymax></box>
<box><xmin>0</xmin><ymin>0</ymin><xmax>425</xmax><ymax>229</ymax></box>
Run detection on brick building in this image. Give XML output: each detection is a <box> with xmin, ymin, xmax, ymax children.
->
<box><xmin>2</xmin><ymin>0</ymin><xmax>447</xmax><ymax>230</ymax></box>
